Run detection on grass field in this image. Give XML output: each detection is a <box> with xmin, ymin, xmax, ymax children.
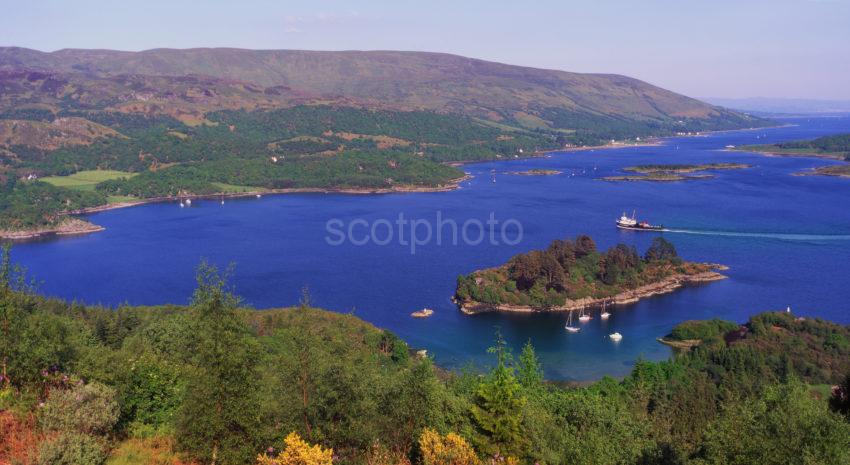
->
<box><xmin>41</xmin><ymin>170</ymin><xmax>136</xmax><ymax>191</ymax></box>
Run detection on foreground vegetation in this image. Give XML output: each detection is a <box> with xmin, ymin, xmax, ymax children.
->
<box><xmin>456</xmin><ymin>236</ymin><xmax>715</xmax><ymax>309</ymax></box>
<box><xmin>0</xmin><ymin>247</ymin><xmax>847</xmax><ymax>464</ymax></box>
<box><xmin>0</xmin><ymin>248</ymin><xmax>847</xmax><ymax>465</ymax></box>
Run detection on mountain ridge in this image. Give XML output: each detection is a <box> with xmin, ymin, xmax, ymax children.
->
<box><xmin>0</xmin><ymin>46</ymin><xmax>763</xmax><ymax>131</ymax></box>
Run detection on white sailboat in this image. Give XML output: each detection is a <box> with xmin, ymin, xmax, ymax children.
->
<box><xmin>600</xmin><ymin>301</ymin><xmax>611</xmax><ymax>320</ymax></box>
<box><xmin>565</xmin><ymin>311</ymin><xmax>580</xmax><ymax>333</ymax></box>
<box><xmin>578</xmin><ymin>307</ymin><xmax>591</xmax><ymax>322</ymax></box>
<box><xmin>609</xmin><ymin>332</ymin><xmax>623</xmax><ymax>342</ymax></box>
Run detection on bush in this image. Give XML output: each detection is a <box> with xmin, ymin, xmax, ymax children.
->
<box><xmin>37</xmin><ymin>432</ymin><xmax>107</xmax><ymax>465</ymax></box>
<box><xmin>419</xmin><ymin>428</ymin><xmax>480</xmax><ymax>465</ymax></box>
<box><xmin>39</xmin><ymin>382</ymin><xmax>120</xmax><ymax>435</ymax></box>
<box><xmin>257</xmin><ymin>432</ymin><xmax>333</xmax><ymax>465</ymax></box>
<box><xmin>669</xmin><ymin>319</ymin><xmax>738</xmax><ymax>341</ymax></box>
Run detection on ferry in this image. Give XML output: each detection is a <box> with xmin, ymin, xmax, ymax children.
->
<box><xmin>616</xmin><ymin>211</ymin><xmax>664</xmax><ymax>231</ymax></box>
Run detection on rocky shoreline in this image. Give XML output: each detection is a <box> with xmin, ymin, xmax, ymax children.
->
<box><xmin>0</xmin><ymin>217</ymin><xmax>105</xmax><ymax>241</ymax></box>
<box><xmin>457</xmin><ymin>267</ymin><xmax>727</xmax><ymax>315</ymax></box>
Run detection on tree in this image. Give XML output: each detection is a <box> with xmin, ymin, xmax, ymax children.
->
<box><xmin>0</xmin><ymin>244</ymin><xmax>33</xmax><ymax>387</ymax></box>
<box><xmin>574</xmin><ymin>235</ymin><xmax>597</xmax><ymax>257</ymax></box>
<box><xmin>470</xmin><ymin>332</ymin><xmax>527</xmax><ymax>457</ymax></box>
<box><xmin>508</xmin><ymin>253</ymin><xmax>541</xmax><ymax>291</ymax></box>
<box><xmin>830</xmin><ymin>372</ymin><xmax>850</xmax><ymax>421</ymax></box>
<box><xmin>644</xmin><ymin>237</ymin><xmax>678</xmax><ymax>262</ymax></box>
<box><xmin>516</xmin><ymin>340</ymin><xmax>543</xmax><ymax>390</ymax></box>
<box><xmin>699</xmin><ymin>380</ymin><xmax>850</xmax><ymax>464</ymax></box>
<box><xmin>176</xmin><ymin>262</ymin><xmax>262</xmax><ymax>465</ymax></box>
<box><xmin>256</xmin><ymin>432</ymin><xmax>333</xmax><ymax>465</ymax></box>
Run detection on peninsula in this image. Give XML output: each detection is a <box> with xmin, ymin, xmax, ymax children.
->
<box><xmin>455</xmin><ymin>235</ymin><xmax>725</xmax><ymax>314</ymax></box>
<box><xmin>735</xmin><ymin>133</ymin><xmax>850</xmax><ymax>178</ymax></box>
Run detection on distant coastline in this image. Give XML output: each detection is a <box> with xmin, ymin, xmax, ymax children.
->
<box><xmin>2</xmin><ymin>174</ymin><xmax>473</xmax><ymax>241</ymax></box>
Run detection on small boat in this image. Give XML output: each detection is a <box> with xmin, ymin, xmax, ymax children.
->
<box><xmin>578</xmin><ymin>308</ymin><xmax>591</xmax><ymax>322</ymax></box>
<box><xmin>184</xmin><ymin>198</ymin><xmax>192</xmax><ymax>206</ymax></box>
<box><xmin>600</xmin><ymin>301</ymin><xmax>611</xmax><ymax>320</ymax></box>
<box><xmin>491</xmin><ymin>169</ymin><xmax>497</xmax><ymax>183</ymax></box>
<box><xmin>609</xmin><ymin>332</ymin><xmax>623</xmax><ymax>341</ymax></box>
<box><xmin>256</xmin><ymin>194</ymin><xmax>262</xmax><ymax>198</ymax></box>
<box><xmin>565</xmin><ymin>311</ymin><xmax>580</xmax><ymax>333</ymax></box>
<box><xmin>179</xmin><ymin>200</ymin><xmax>185</xmax><ymax>208</ymax></box>
<box><xmin>725</xmin><ymin>144</ymin><xmax>736</xmax><ymax>149</ymax></box>
<box><xmin>616</xmin><ymin>211</ymin><xmax>664</xmax><ymax>231</ymax></box>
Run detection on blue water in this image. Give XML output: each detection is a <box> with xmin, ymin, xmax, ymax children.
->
<box><xmin>13</xmin><ymin>116</ymin><xmax>850</xmax><ymax>380</ymax></box>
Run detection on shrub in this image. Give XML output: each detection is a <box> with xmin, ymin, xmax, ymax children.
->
<box><xmin>257</xmin><ymin>432</ymin><xmax>333</xmax><ymax>465</ymax></box>
<box><xmin>36</xmin><ymin>432</ymin><xmax>107</xmax><ymax>465</ymax></box>
<box><xmin>39</xmin><ymin>382</ymin><xmax>119</xmax><ymax>435</ymax></box>
<box><xmin>419</xmin><ymin>428</ymin><xmax>480</xmax><ymax>465</ymax></box>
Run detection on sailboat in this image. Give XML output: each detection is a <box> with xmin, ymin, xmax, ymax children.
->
<box><xmin>578</xmin><ymin>307</ymin><xmax>591</xmax><ymax>322</ymax></box>
<box><xmin>600</xmin><ymin>300</ymin><xmax>611</xmax><ymax>320</ymax></box>
<box><xmin>184</xmin><ymin>198</ymin><xmax>192</xmax><ymax>206</ymax></box>
<box><xmin>609</xmin><ymin>332</ymin><xmax>623</xmax><ymax>342</ymax></box>
<box><xmin>565</xmin><ymin>311</ymin><xmax>580</xmax><ymax>333</ymax></box>
<box><xmin>491</xmin><ymin>169</ymin><xmax>496</xmax><ymax>183</ymax></box>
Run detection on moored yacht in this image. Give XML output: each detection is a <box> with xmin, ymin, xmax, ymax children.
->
<box><xmin>565</xmin><ymin>311</ymin><xmax>580</xmax><ymax>333</ymax></box>
<box><xmin>600</xmin><ymin>301</ymin><xmax>611</xmax><ymax>320</ymax></box>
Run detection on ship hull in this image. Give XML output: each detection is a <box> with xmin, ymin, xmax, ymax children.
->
<box><xmin>616</xmin><ymin>223</ymin><xmax>665</xmax><ymax>231</ymax></box>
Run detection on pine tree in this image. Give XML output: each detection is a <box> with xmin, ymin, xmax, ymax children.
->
<box><xmin>517</xmin><ymin>340</ymin><xmax>543</xmax><ymax>390</ymax></box>
<box><xmin>176</xmin><ymin>262</ymin><xmax>262</xmax><ymax>465</ymax></box>
<box><xmin>470</xmin><ymin>332</ymin><xmax>527</xmax><ymax>457</ymax></box>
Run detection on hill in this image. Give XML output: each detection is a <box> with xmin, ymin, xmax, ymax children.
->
<box><xmin>0</xmin><ymin>47</ymin><xmax>768</xmax><ymax>133</ymax></box>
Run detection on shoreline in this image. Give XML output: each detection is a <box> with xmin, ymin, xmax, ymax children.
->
<box><xmin>12</xmin><ymin>174</ymin><xmax>474</xmax><ymax>241</ymax></box>
<box><xmin>0</xmin><ymin>217</ymin><xmax>105</xmax><ymax>241</ymax></box>
<box><xmin>727</xmin><ymin>147</ymin><xmax>846</xmax><ymax>161</ymax></box>
<box><xmin>457</xmin><ymin>267</ymin><xmax>727</xmax><ymax>315</ymax></box>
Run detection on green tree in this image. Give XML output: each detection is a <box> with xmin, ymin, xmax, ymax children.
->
<box><xmin>516</xmin><ymin>340</ymin><xmax>543</xmax><ymax>390</ymax></box>
<box><xmin>176</xmin><ymin>263</ymin><xmax>262</xmax><ymax>465</ymax></box>
<box><xmin>699</xmin><ymin>380</ymin><xmax>850</xmax><ymax>465</ymax></box>
<box><xmin>0</xmin><ymin>244</ymin><xmax>33</xmax><ymax>387</ymax></box>
<box><xmin>644</xmin><ymin>237</ymin><xmax>678</xmax><ymax>263</ymax></box>
<box><xmin>470</xmin><ymin>332</ymin><xmax>527</xmax><ymax>457</ymax></box>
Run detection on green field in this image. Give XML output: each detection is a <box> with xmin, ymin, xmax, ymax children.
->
<box><xmin>41</xmin><ymin>170</ymin><xmax>136</xmax><ymax>191</ymax></box>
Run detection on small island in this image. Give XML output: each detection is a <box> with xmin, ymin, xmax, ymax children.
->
<box><xmin>602</xmin><ymin>163</ymin><xmax>750</xmax><ymax>182</ymax></box>
<box><xmin>455</xmin><ymin>235</ymin><xmax>725</xmax><ymax>314</ymax></box>
<box><xmin>795</xmin><ymin>165</ymin><xmax>850</xmax><ymax>178</ymax></box>
<box><xmin>506</xmin><ymin>169</ymin><xmax>562</xmax><ymax>176</ymax></box>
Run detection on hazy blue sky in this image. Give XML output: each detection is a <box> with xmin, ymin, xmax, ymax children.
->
<box><xmin>2</xmin><ymin>0</ymin><xmax>849</xmax><ymax>99</ymax></box>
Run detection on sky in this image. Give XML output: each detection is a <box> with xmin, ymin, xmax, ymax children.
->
<box><xmin>2</xmin><ymin>0</ymin><xmax>849</xmax><ymax>99</ymax></box>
